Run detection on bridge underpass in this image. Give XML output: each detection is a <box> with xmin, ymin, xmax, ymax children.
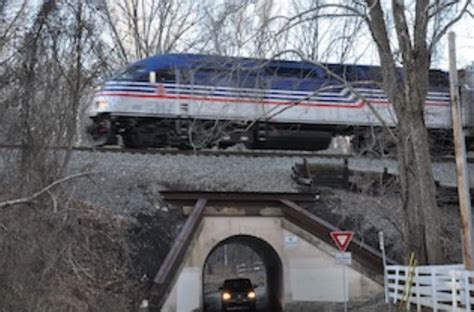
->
<box><xmin>149</xmin><ymin>192</ymin><xmax>392</xmax><ymax>312</ymax></box>
<box><xmin>203</xmin><ymin>235</ymin><xmax>282</xmax><ymax>311</ymax></box>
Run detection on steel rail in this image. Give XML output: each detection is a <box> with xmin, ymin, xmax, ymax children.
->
<box><xmin>160</xmin><ymin>191</ymin><xmax>318</xmax><ymax>206</ymax></box>
<box><xmin>0</xmin><ymin>144</ymin><xmax>353</xmax><ymax>159</ymax></box>
<box><xmin>0</xmin><ymin>143</ymin><xmax>464</xmax><ymax>162</ymax></box>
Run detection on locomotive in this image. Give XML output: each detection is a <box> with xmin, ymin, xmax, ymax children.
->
<box><xmin>87</xmin><ymin>53</ymin><xmax>473</xmax><ymax>152</ymax></box>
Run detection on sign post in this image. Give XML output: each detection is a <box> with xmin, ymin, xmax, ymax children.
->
<box><xmin>448</xmin><ymin>32</ymin><xmax>473</xmax><ymax>270</ymax></box>
<box><xmin>378</xmin><ymin>231</ymin><xmax>389</xmax><ymax>305</ymax></box>
<box><xmin>330</xmin><ymin>231</ymin><xmax>353</xmax><ymax>312</ymax></box>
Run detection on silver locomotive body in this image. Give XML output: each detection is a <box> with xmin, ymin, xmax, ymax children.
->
<box><xmin>87</xmin><ymin>54</ymin><xmax>470</xmax><ymax>151</ymax></box>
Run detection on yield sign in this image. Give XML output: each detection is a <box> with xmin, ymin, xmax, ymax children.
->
<box><xmin>330</xmin><ymin>231</ymin><xmax>353</xmax><ymax>252</ymax></box>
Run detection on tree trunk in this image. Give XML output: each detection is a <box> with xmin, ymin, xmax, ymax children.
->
<box><xmin>396</xmin><ymin>102</ymin><xmax>443</xmax><ymax>263</ymax></box>
<box><xmin>363</xmin><ymin>0</ymin><xmax>445</xmax><ymax>264</ymax></box>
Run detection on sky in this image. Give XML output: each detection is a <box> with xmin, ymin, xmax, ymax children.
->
<box><xmin>278</xmin><ymin>1</ymin><xmax>474</xmax><ymax>71</ymax></box>
<box><xmin>442</xmin><ymin>18</ymin><xmax>474</xmax><ymax>70</ymax></box>
<box><xmin>17</xmin><ymin>0</ymin><xmax>474</xmax><ymax>71</ymax></box>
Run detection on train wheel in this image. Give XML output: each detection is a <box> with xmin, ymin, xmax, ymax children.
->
<box><xmin>87</xmin><ymin>118</ymin><xmax>116</xmax><ymax>146</ymax></box>
<box><xmin>122</xmin><ymin>124</ymin><xmax>169</xmax><ymax>148</ymax></box>
<box><xmin>122</xmin><ymin>131</ymin><xmax>141</xmax><ymax>148</ymax></box>
<box><xmin>186</xmin><ymin>121</ymin><xmax>222</xmax><ymax>149</ymax></box>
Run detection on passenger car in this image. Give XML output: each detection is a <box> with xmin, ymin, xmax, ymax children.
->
<box><xmin>219</xmin><ymin>278</ymin><xmax>257</xmax><ymax>311</ymax></box>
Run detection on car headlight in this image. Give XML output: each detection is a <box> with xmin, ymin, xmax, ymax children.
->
<box><xmin>247</xmin><ymin>291</ymin><xmax>256</xmax><ymax>299</ymax></box>
<box><xmin>222</xmin><ymin>292</ymin><xmax>231</xmax><ymax>300</ymax></box>
<box><xmin>96</xmin><ymin>100</ymin><xmax>108</xmax><ymax>109</ymax></box>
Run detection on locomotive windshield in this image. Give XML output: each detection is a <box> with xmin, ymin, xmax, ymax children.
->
<box><xmin>114</xmin><ymin>65</ymin><xmax>148</xmax><ymax>81</ymax></box>
<box><xmin>114</xmin><ymin>65</ymin><xmax>176</xmax><ymax>83</ymax></box>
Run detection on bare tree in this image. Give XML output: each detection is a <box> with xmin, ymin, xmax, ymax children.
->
<box><xmin>199</xmin><ymin>0</ymin><xmax>283</xmax><ymax>58</ymax></box>
<box><xmin>0</xmin><ymin>1</ymin><xmax>28</xmax><ymax>141</ymax></box>
<box><xmin>97</xmin><ymin>0</ymin><xmax>204</xmax><ymax>67</ymax></box>
<box><xmin>198</xmin><ymin>0</ymin><xmax>471</xmax><ymax>263</ymax></box>
<box><xmin>15</xmin><ymin>0</ymin><xmax>60</xmax><ymax>191</ymax></box>
<box><xmin>287</xmin><ymin>0</ymin><xmax>368</xmax><ymax>63</ymax></box>
<box><xmin>274</xmin><ymin>0</ymin><xmax>472</xmax><ymax>263</ymax></box>
<box><xmin>1</xmin><ymin>0</ymin><xmax>106</xmax><ymax>193</ymax></box>
<box><xmin>361</xmin><ymin>0</ymin><xmax>471</xmax><ymax>263</ymax></box>
<box><xmin>1</xmin><ymin>3</ymin><xmax>141</xmax><ymax>310</ymax></box>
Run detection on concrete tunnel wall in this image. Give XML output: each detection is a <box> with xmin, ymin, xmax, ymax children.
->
<box><xmin>161</xmin><ymin>216</ymin><xmax>382</xmax><ymax>312</ymax></box>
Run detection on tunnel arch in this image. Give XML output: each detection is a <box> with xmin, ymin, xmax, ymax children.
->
<box><xmin>202</xmin><ymin>234</ymin><xmax>283</xmax><ymax>311</ymax></box>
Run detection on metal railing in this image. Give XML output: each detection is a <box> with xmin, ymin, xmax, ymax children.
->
<box><xmin>149</xmin><ymin>198</ymin><xmax>207</xmax><ymax>311</ymax></box>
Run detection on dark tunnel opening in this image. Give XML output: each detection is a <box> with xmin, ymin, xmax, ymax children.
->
<box><xmin>202</xmin><ymin>235</ymin><xmax>283</xmax><ymax>312</ymax></box>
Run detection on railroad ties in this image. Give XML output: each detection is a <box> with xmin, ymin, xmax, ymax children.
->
<box><xmin>291</xmin><ymin>158</ymin><xmax>350</xmax><ymax>189</ymax></box>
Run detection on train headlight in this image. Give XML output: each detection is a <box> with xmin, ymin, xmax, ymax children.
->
<box><xmin>247</xmin><ymin>291</ymin><xmax>256</xmax><ymax>299</ymax></box>
<box><xmin>222</xmin><ymin>292</ymin><xmax>231</xmax><ymax>300</ymax></box>
<box><xmin>96</xmin><ymin>100</ymin><xmax>108</xmax><ymax>109</ymax></box>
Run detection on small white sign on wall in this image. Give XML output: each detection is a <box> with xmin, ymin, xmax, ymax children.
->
<box><xmin>285</xmin><ymin>235</ymin><xmax>298</xmax><ymax>248</ymax></box>
<box><xmin>335</xmin><ymin>252</ymin><xmax>352</xmax><ymax>265</ymax></box>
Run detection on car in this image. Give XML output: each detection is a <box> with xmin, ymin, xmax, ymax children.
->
<box><xmin>219</xmin><ymin>278</ymin><xmax>257</xmax><ymax>311</ymax></box>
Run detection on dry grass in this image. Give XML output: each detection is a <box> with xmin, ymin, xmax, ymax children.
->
<box><xmin>0</xmin><ymin>199</ymin><xmax>140</xmax><ymax>312</ymax></box>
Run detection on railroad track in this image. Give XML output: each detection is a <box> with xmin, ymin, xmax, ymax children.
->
<box><xmin>81</xmin><ymin>146</ymin><xmax>354</xmax><ymax>159</ymax></box>
<box><xmin>0</xmin><ymin>143</ymin><xmax>466</xmax><ymax>162</ymax></box>
<box><xmin>0</xmin><ymin>144</ymin><xmax>353</xmax><ymax>159</ymax></box>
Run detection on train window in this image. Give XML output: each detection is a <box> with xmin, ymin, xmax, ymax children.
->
<box><xmin>114</xmin><ymin>65</ymin><xmax>148</xmax><ymax>81</ymax></box>
<box><xmin>178</xmin><ymin>69</ymin><xmax>195</xmax><ymax>84</ymax></box>
<box><xmin>238</xmin><ymin>71</ymin><xmax>258</xmax><ymax>88</ymax></box>
<box><xmin>429</xmin><ymin>70</ymin><xmax>449</xmax><ymax>87</ymax></box>
<box><xmin>265</xmin><ymin>66</ymin><xmax>320</xmax><ymax>80</ymax></box>
<box><xmin>156</xmin><ymin>70</ymin><xmax>176</xmax><ymax>83</ymax></box>
<box><xmin>191</xmin><ymin>67</ymin><xmax>258</xmax><ymax>89</ymax></box>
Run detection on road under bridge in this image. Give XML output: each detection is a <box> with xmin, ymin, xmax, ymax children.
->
<box><xmin>148</xmin><ymin>192</ymin><xmax>392</xmax><ymax>312</ymax></box>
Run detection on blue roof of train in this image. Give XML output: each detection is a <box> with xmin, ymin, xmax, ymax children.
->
<box><xmin>133</xmin><ymin>53</ymin><xmax>376</xmax><ymax>77</ymax></box>
<box><xmin>131</xmin><ymin>53</ymin><xmax>449</xmax><ymax>86</ymax></box>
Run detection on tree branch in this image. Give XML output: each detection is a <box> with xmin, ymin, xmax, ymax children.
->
<box><xmin>392</xmin><ymin>0</ymin><xmax>414</xmax><ymax>64</ymax></box>
<box><xmin>429</xmin><ymin>0</ymin><xmax>471</xmax><ymax>50</ymax></box>
<box><xmin>0</xmin><ymin>172</ymin><xmax>96</xmax><ymax>209</ymax></box>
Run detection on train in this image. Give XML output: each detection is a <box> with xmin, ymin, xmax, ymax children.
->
<box><xmin>87</xmin><ymin>53</ymin><xmax>474</xmax><ymax>153</ymax></box>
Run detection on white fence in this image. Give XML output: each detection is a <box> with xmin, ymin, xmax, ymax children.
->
<box><xmin>386</xmin><ymin>264</ymin><xmax>474</xmax><ymax>311</ymax></box>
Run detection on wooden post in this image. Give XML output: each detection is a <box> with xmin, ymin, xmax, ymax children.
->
<box><xmin>379</xmin><ymin>231</ymin><xmax>389</xmax><ymax>303</ymax></box>
<box><xmin>431</xmin><ymin>267</ymin><xmax>437</xmax><ymax>312</ymax></box>
<box><xmin>448</xmin><ymin>32</ymin><xmax>473</xmax><ymax>270</ymax></box>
